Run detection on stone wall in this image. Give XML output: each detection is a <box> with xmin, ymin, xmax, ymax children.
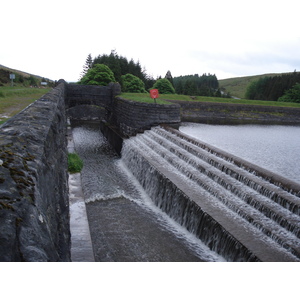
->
<box><xmin>0</xmin><ymin>80</ymin><xmax>70</xmax><ymax>261</ymax></box>
<box><xmin>110</xmin><ymin>97</ymin><xmax>181</xmax><ymax>136</ymax></box>
<box><xmin>170</xmin><ymin>100</ymin><xmax>300</xmax><ymax>125</ymax></box>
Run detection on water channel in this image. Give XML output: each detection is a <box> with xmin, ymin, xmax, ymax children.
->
<box><xmin>180</xmin><ymin>123</ymin><xmax>300</xmax><ymax>183</ymax></box>
<box><xmin>71</xmin><ymin>121</ymin><xmax>224</xmax><ymax>262</ymax></box>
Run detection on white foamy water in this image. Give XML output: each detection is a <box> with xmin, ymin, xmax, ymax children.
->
<box><xmin>71</xmin><ymin>122</ymin><xmax>225</xmax><ymax>262</ymax></box>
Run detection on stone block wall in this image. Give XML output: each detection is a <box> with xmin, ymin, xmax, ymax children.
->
<box><xmin>66</xmin><ymin>82</ymin><xmax>121</xmax><ymax>109</ymax></box>
<box><xmin>110</xmin><ymin>97</ymin><xmax>181</xmax><ymax>136</ymax></box>
<box><xmin>66</xmin><ymin>83</ymin><xmax>121</xmax><ymax>121</ymax></box>
<box><xmin>0</xmin><ymin>80</ymin><xmax>70</xmax><ymax>261</ymax></box>
<box><xmin>170</xmin><ymin>100</ymin><xmax>300</xmax><ymax>125</ymax></box>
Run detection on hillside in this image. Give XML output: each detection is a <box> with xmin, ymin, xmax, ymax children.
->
<box><xmin>0</xmin><ymin>64</ymin><xmax>53</xmax><ymax>87</ymax></box>
<box><xmin>218</xmin><ymin>73</ymin><xmax>291</xmax><ymax>99</ymax></box>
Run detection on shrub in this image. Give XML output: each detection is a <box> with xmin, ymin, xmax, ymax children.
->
<box><xmin>121</xmin><ymin>74</ymin><xmax>146</xmax><ymax>93</ymax></box>
<box><xmin>278</xmin><ymin>83</ymin><xmax>300</xmax><ymax>103</ymax></box>
<box><xmin>79</xmin><ymin>64</ymin><xmax>115</xmax><ymax>86</ymax></box>
<box><xmin>152</xmin><ymin>78</ymin><xmax>175</xmax><ymax>94</ymax></box>
<box><xmin>68</xmin><ymin>153</ymin><xmax>83</xmax><ymax>173</ymax></box>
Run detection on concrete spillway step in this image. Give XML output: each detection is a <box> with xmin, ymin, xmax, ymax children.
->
<box><xmin>146</xmin><ymin>128</ymin><xmax>300</xmax><ymax>237</ymax></box>
<box><xmin>121</xmin><ymin>126</ymin><xmax>300</xmax><ymax>262</ymax></box>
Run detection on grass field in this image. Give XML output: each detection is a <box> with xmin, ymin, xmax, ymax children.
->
<box><xmin>121</xmin><ymin>93</ymin><xmax>300</xmax><ymax>108</ymax></box>
<box><xmin>0</xmin><ymin>86</ymin><xmax>51</xmax><ymax>124</ymax></box>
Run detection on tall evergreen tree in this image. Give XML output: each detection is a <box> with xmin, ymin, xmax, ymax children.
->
<box><xmin>79</xmin><ymin>53</ymin><xmax>93</xmax><ymax>80</ymax></box>
<box><xmin>165</xmin><ymin>70</ymin><xmax>174</xmax><ymax>86</ymax></box>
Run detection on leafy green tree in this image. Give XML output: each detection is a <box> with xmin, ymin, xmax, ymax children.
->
<box><xmin>121</xmin><ymin>74</ymin><xmax>147</xmax><ymax>93</ymax></box>
<box><xmin>278</xmin><ymin>83</ymin><xmax>300</xmax><ymax>103</ymax></box>
<box><xmin>79</xmin><ymin>64</ymin><xmax>115</xmax><ymax>86</ymax></box>
<box><xmin>152</xmin><ymin>78</ymin><xmax>176</xmax><ymax>94</ymax></box>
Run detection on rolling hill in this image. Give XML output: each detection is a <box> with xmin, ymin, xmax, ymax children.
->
<box><xmin>0</xmin><ymin>64</ymin><xmax>53</xmax><ymax>86</ymax></box>
<box><xmin>218</xmin><ymin>72</ymin><xmax>298</xmax><ymax>99</ymax></box>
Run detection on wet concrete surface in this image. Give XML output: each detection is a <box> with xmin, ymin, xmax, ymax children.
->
<box><xmin>69</xmin><ymin>173</ymin><xmax>95</xmax><ymax>262</ymax></box>
<box><xmin>86</xmin><ymin>197</ymin><xmax>203</xmax><ymax>262</ymax></box>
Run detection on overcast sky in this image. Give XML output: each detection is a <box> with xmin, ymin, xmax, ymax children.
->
<box><xmin>2</xmin><ymin>0</ymin><xmax>300</xmax><ymax>82</ymax></box>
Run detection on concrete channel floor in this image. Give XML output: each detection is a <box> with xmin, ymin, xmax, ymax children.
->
<box><xmin>86</xmin><ymin>197</ymin><xmax>204</xmax><ymax>262</ymax></box>
<box><xmin>69</xmin><ymin>172</ymin><xmax>204</xmax><ymax>262</ymax></box>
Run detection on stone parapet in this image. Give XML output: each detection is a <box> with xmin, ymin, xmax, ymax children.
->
<box><xmin>0</xmin><ymin>80</ymin><xmax>70</xmax><ymax>261</ymax></box>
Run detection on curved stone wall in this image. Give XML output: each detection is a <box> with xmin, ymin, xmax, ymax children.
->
<box><xmin>170</xmin><ymin>100</ymin><xmax>300</xmax><ymax>125</ymax></box>
<box><xmin>110</xmin><ymin>97</ymin><xmax>181</xmax><ymax>136</ymax></box>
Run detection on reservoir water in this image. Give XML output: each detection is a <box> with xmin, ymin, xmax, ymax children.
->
<box><xmin>180</xmin><ymin>123</ymin><xmax>300</xmax><ymax>183</ymax></box>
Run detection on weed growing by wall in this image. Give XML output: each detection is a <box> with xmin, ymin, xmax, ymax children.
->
<box><xmin>68</xmin><ymin>153</ymin><xmax>83</xmax><ymax>173</ymax></box>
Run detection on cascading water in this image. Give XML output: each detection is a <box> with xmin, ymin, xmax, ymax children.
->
<box><xmin>70</xmin><ymin>121</ymin><xmax>224</xmax><ymax>262</ymax></box>
<box><xmin>121</xmin><ymin>125</ymin><xmax>300</xmax><ymax>262</ymax></box>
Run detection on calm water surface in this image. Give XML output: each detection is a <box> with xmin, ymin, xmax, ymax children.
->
<box><xmin>180</xmin><ymin>123</ymin><xmax>300</xmax><ymax>183</ymax></box>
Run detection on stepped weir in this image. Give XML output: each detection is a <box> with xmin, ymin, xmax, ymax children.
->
<box><xmin>120</xmin><ymin>125</ymin><xmax>300</xmax><ymax>262</ymax></box>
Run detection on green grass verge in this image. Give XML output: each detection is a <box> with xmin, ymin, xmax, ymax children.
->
<box><xmin>68</xmin><ymin>153</ymin><xmax>83</xmax><ymax>174</ymax></box>
<box><xmin>121</xmin><ymin>93</ymin><xmax>300</xmax><ymax>108</ymax></box>
<box><xmin>120</xmin><ymin>93</ymin><xmax>171</xmax><ymax>104</ymax></box>
<box><xmin>0</xmin><ymin>86</ymin><xmax>51</xmax><ymax>123</ymax></box>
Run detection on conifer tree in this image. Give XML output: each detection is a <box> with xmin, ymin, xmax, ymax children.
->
<box><xmin>165</xmin><ymin>70</ymin><xmax>174</xmax><ymax>86</ymax></box>
<box><xmin>79</xmin><ymin>54</ymin><xmax>93</xmax><ymax>80</ymax></box>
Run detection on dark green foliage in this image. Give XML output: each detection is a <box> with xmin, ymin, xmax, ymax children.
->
<box><xmin>245</xmin><ymin>71</ymin><xmax>300</xmax><ymax>101</ymax></box>
<box><xmin>153</xmin><ymin>78</ymin><xmax>176</xmax><ymax>94</ymax></box>
<box><xmin>89</xmin><ymin>50</ymin><xmax>155</xmax><ymax>90</ymax></box>
<box><xmin>173</xmin><ymin>73</ymin><xmax>219</xmax><ymax>96</ymax></box>
<box><xmin>29</xmin><ymin>75</ymin><xmax>38</xmax><ymax>86</ymax></box>
<box><xmin>278</xmin><ymin>83</ymin><xmax>300</xmax><ymax>103</ymax></box>
<box><xmin>68</xmin><ymin>153</ymin><xmax>83</xmax><ymax>173</ymax></box>
<box><xmin>79</xmin><ymin>64</ymin><xmax>116</xmax><ymax>86</ymax></box>
<box><xmin>121</xmin><ymin>74</ymin><xmax>147</xmax><ymax>93</ymax></box>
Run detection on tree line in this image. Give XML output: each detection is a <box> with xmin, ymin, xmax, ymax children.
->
<box><xmin>80</xmin><ymin>50</ymin><xmax>155</xmax><ymax>90</ymax></box>
<box><xmin>79</xmin><ymin>50</ymin><xmax>227</xmax><ymax>96</ymax></box>
<box><xmin>245</xmin><ymin>71</ymin><xmax>300</xmax><ymax>103</ymax></box>
<box><xmin>172</xmin><ymin>73</ymin><xmax>226</xmax><ymax>97</ymax></box>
